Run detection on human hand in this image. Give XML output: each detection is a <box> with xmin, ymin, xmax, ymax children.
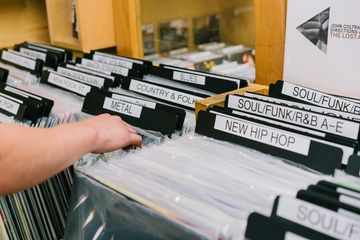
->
<box><xmin>83</xmin><ymin>113</ymin><xmax>142</xmax><ymax>153</ymax></box>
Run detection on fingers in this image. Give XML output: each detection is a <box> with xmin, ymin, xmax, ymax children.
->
<box><xmin>129</xmin><ymin>133</ymin><xmax>142</xmax><ymax>147</ymax></box>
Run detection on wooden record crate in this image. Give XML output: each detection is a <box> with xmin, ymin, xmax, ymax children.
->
<box><xmin>195</xmin><ymin>83</ymin><xmax>269</xmax><ymax>119</ymax></box>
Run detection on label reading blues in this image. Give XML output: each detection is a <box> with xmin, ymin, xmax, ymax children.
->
<box><xmin>93</xmin><ymin>55</ymin><xmax>133</xmax><ymax>69</ymax></box>
<box><xmin>19</xmin><ymin>48</ymin><xmax>46</xmax><ymax>61</ymax></box>
<box><xmin>1</xmin><ymin>51</ymin><xmax>36</xmax><ymax>70</ymax></box>
<box><xmin>103</xmin><ymin>97</ymin><xmax>142</xmax><ymax>118</ymax></box>
<box><xmin>173</xmin><ymin>71</ymin><xmax>206</xmax><ymax>85</ymax></box>
<box><xmin>129</xmin><ymin>79</ymin><xmax>203</xmax><ymax>109</ymax></box>
<box><xmin>0</xmin><ymin>94</ymin><xmax>21</xmax><ymax>115</ymax></box>
<box><xmin>81</xmin><ymin>59</ymin><xmax>129</xmax><ymax>76</ymax></box>
<box><xmin>47</xmin><ymin>72</ymin><xmax>91</xmax><ymax>96</ymax></box>
<box><xmin>281</xmin><ymin>82</ymin><xmax>360</xmax><ymax>114</ymax></box>
<box><xmin>57</xmin><ymin>67</ymin><xmax>105</xmax><ymax>87</ymax></box>
<box><xmin>227</xmin><ymin>95</ymin><xmax>360</xmax><ymax>140</ymax></box>
<box><xmin>214</xmin><ymin>114</ymin><xmax>310</xmax><ymax>155</ymax></box>
<box><xmin>276</xmin><ymin>196</ymin><xmax>360</xmax><ymax>240</ymax></box>
<box><xmin>111</xmin><ymin>93</ymin><xmax>156</xmax><ymax>109</ymax></box>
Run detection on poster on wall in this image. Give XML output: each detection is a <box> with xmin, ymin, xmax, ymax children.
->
<box><xmin>283</xmin><ymin>0</ymin><xmax>360</xmax><ymax>98</ymax></box>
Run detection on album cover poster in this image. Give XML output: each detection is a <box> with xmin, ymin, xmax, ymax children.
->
<box><xmin>283</xmin><ymin>0</ymin><xmax>360</xmax><ymax>98</ymax></box>
<box><xmin>159</xmin><ymin>19</ymin><xmax>188</xmax><ymax>52</ymax></box>
<box><xmin>193</xmin><ymin>14</ymin><xmax>221</xmax><ymax>45</ymax></box>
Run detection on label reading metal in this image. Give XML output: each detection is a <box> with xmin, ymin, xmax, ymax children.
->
<box><xmin>103</xmin><ymin>97</ymin><xmax>142</xmax><ymax>118</ymax></box>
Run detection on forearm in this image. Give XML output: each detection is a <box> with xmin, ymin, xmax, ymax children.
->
<box><xmin>0</xmin><ymin>122</ymin><xmax>96</xmax><ymax>195</ymax></box>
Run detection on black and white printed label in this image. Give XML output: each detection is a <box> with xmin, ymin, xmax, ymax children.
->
<box><xmin>57</xmin><ymin>67</ymin><xmax>105</xmax><ymax>87</ymax></box>
<box><xmin>338</xmin><ymin>209</ymin><xmax>360</xmax><ymax>222</ymax></box>
<box><xmin>0</xmin><ymin>94</ymin><xmax>21</xmax><ymax>115</ymax></box>
<box><xmin>244</xmin><ymin>92</ymin><xmax>360</xmax><ymax>122</ymax></box>
<box><xmin>284</xmin><ymin>232</ymin><xmax>309</xmax><ymax>240</ymax></box>
<box><xmin>228</xmin><ymin>95</ymin><xmax>360</xmax><ymax>140</ymax></box>
<box><xmin>339</xmin><ymin>195</ymin><xmax>360</xmax><ymax>209</ymax></box>
<box><xmin>67</xmin><ymin>64</ymin><xmax>115</xmax><ymax>80</ymax></box>
<box><xmin>19</xmin><ymin>48</ymin><xmax>46</xmax><ymax>61</ymax></box>
<box><xmin>47</xmin><ymin>72</ymin><xmax>91</xmax><ymax>96</ymax></box>
<box><xmin>281</xmin><ymin>82</ymin><xmax>360</xmax><ymax>114</ymax></box>
<box><xmin>276</xmin><ymin>196</ymin><xmax>360</xmax><ymax>240</ymax></box>
<box><xmin>214</xmin><ymin>114</ymin><xmax>310</xmax><ymax>155</ymax></box>
<box><xmin>93</xmin><ymin>54</ymin><xmax>133</xmax><ymax>69</ymax></box>
<box><xmin>337</xmin><ymin>188</ymin><xmax>360</xmax><ymax>200</ymax></box>
<box><xmin>111</xmin><ymin>93</ymin><xmax>156</xmax><ymax>109</ymax></box>
<box><xmin>81</xmin><ymin>59</ymin><xmax>129</xmax><ymax>76</ymax></box>
<box><xmin>129</xmin><ymin>79</ymin><xmax>203</xmax><ymax>109</ymax></box>
<box><xmin>1</xmin><ymin>51</ymin><xmax>36</xmax><ymax>70</ymax></box>
<box><xmin>173</xmin><ymin>71</ymin><xmax>206</xmax><ymax>85</ymax></box>
<box><xmin>4</xmin><ymin>86</ymin><xmax>42</xmax><ymax>100</ymax></box>
<box><xmin>94</xmin><ymin>52</ymin><xmax>143</xmax><ymax>65</ymax></box>
<box><xmin>103</xmin><ymin>97</ymin><xmax>142</xmax><ymax>118</ymax></box>
<box><xmin>164</xmin><ymin>65</ymin><xmax>241</xmax><ymax>87</ymax></box>
<box><xmin>28</xmin><ymin>42</ymin><xmax>65</xmax><ymax>52</ymax></box>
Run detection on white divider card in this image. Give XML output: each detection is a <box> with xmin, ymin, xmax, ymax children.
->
<box><xmin>227</xmin><ymin>95</ymin><xmax>360</xmax><ymax>140</ymax></box>
<box><xmin>244</xmin><ymin>92</ymin><xmax>360</xmax><ymax>122</ymax></box>
<box><xmin>285</xmin><ymin>232</ymin><xmax>309</xmax><ymax>240</ymax></box>
<box><xmin>213</xmin><ymin>114</ymin><xmax>311</xmax><ymax>156</ymax></box>
<box><xmin>19</xmin><ymin>47</ymin><xmax>47</xmax><ymax>61</ymax></box>
<box><xmin>103</xmin><ymin>97</ymin><xmax>142</xmax><ymax>118</ymax></box>
<box><xmin>274</xmin><ymin>196</ymin><xmax>360</xmax><ymax>240</ymax></box>
<box><xmin>163</xmin><ymin>65</ymin><xmax>241</xmax><ymax>87</ymax></box>
<box><xmin>92</xmin><ymin>54</ymin><xmax>133</xmax><ymax>69</ymax></box>
<box><xmin>111</xmin><ymin>93</ymin><xmax>156</xmax><ymax>109</ymax></box>
<box><xmin>0</xmin><ymin>93</ymin><xmax>21</xmax><ymax>115</ymax></box>
<box><xmin>4</xmin><ymin>86</ymin><xmax>43</xmax><ymax>101</ymax></box>
<box><xmin>339</xmin><ymin>195</ymin><xmax>360</xmax><ymax>209</ymax></box>
<box><xmin>79</xmin><ymin>58</ymin><xmax>129</xmax><ymax>76</ymax></box>
<box><xmin>173</xmin><ymin>71</ymin><xmax>206</xmax><ymax>85</ymax></box>
<box><xmin>128</xmin><ymin>79</ymin><xmax>204</xmax><ymax>109</ymax></box>
<box><xmin>57</xmin><ymin>67</ymin><xmax>105</xmax><ymax>88</ymax></box>
<box><xmin>47</xmin><ymin>71</ymin><xmax>91</xmax><ymax>96</ymax></box>
<box><xmin>338</xmin><ymin>209</ymin><xmax>360</xmax><ymax>222</ymax></box>
<box><xmin>337</xmin><ymin>188</ymin><xmax>360</xmax><ymax>200</ymax></box>
<box><xmin>281</xmin><ymin>81</ymin><xmax>360</xmax><ymax>114</ymax></box>
<box><xmin>1</xmin><ymin>50</ymin><xmax>36</xmax><ymax>70</ymax></box>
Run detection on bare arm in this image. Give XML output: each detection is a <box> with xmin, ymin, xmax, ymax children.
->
<box><xmin>0</xmin><ymin>114</ymin><xmax>142</xmax><ymax>195</ymax></box>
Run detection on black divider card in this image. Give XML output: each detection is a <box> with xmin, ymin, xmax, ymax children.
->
<box><xmin>121</xmin><ymin>77</ymin><xmax>210</xmax><ymax>110</ymax></box>
<box><xmin>150</xmin><ymin>65</ymin><xmax>247</xmax><ymax>94</ymax></box>
<box><xmin>25</xmin><ymin>41</ymin><xmax>73</xmax><ymax>62</ymax></box>
<box><xmin>41</xmin><ymin>70</ymin><xmax>98</xmax><ymax>97</ymax></box>
<box><xmin>244</xmin><ymin>92</ymin><xmax>360</xmax><ymax>122</ymax></box>
<box><xmin>0</xmin><ymin>68</ymin><xmax>9</xmax><ymax>83</ymax></box>
<box><xmin>13</xmin><ymin>45</ymin><xmax>59</xmax><ymax>68</ymax></box>
<box><xmin>55</xmin><ymin>66</ymin><xmax>112</xmax><ymax>90</ymax></box>
<box><xmin>0</xmin><ymin>84</ymin><xmax>53</xmax><ymax>117</ymax></box>
<box><xmin>94</xmin><ymin>90</ymin><xmax>186</xmax><ymax>130</ymax></box>
<box><xmin>75</xmin><ymin>58</ymin><xmax>141</xmax><ymax>78</ymax></box>
<box><xmin>82</xmin><ymin>92</ymin><xmax>178</xmax><ymax>136</ymax></box>
<box><xmin>245</xmin><ymin>212</ymin><xmax>336</xmax><ymax>240</ymax></box>
<box><xmin>269</xmin><ymin>80</ymin><xmax>360</xmax><ymax>114</ymax></box>
<box><xmin>196</xmin><ymin>111</ymin><xmax>343</xmax><ymax>174</ymax></box>
<box><xmin>85</xmin><ymin>51</ymin><xmax>150</xmax><ymax>72</ymax></box>
<box><xmin>0</xmin><ymin>50</ymin><xmax>43</xmax><ymax>77</ymax></box>
<box><xmin>64</xmin><ymin>64</ymin><xmax>120</xmax><ymax>88</ymax></box>
<box><xmin>210</xmin><ymin>107</ymin><xmax>357</xmax><ymax>166</ymax></box>
<box><xmin>298</xmin><ymin>189</ymin><xmax>360</xmax><ymax>221</ymax></box>
<box><xmin>226</xmin><ymin>95</ymin><xmax>360</xmax><ymax>141</ymax></box>
<box><xmin>346</xmin><ymin>155</ymin><xmax>360</xmax><ymax>177</ymax></box>
<box><xmin>317</xmin><ymin>181</ymin><xmax>360</xmax><ymax>201</ymax></box>
<box><xmin>272</xmin><ymin>196</ymin><xmax>360</xmax><ymax>240</ymax></box>
<box><xmin>0</xmin><ymin>93</ymin><xmax>26</xmax><ymax>120</ymax></box>
<box><xmin>0</xmin><ymin>87</ymin><xmax>44</xmax><ymax>122</ymax></box>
